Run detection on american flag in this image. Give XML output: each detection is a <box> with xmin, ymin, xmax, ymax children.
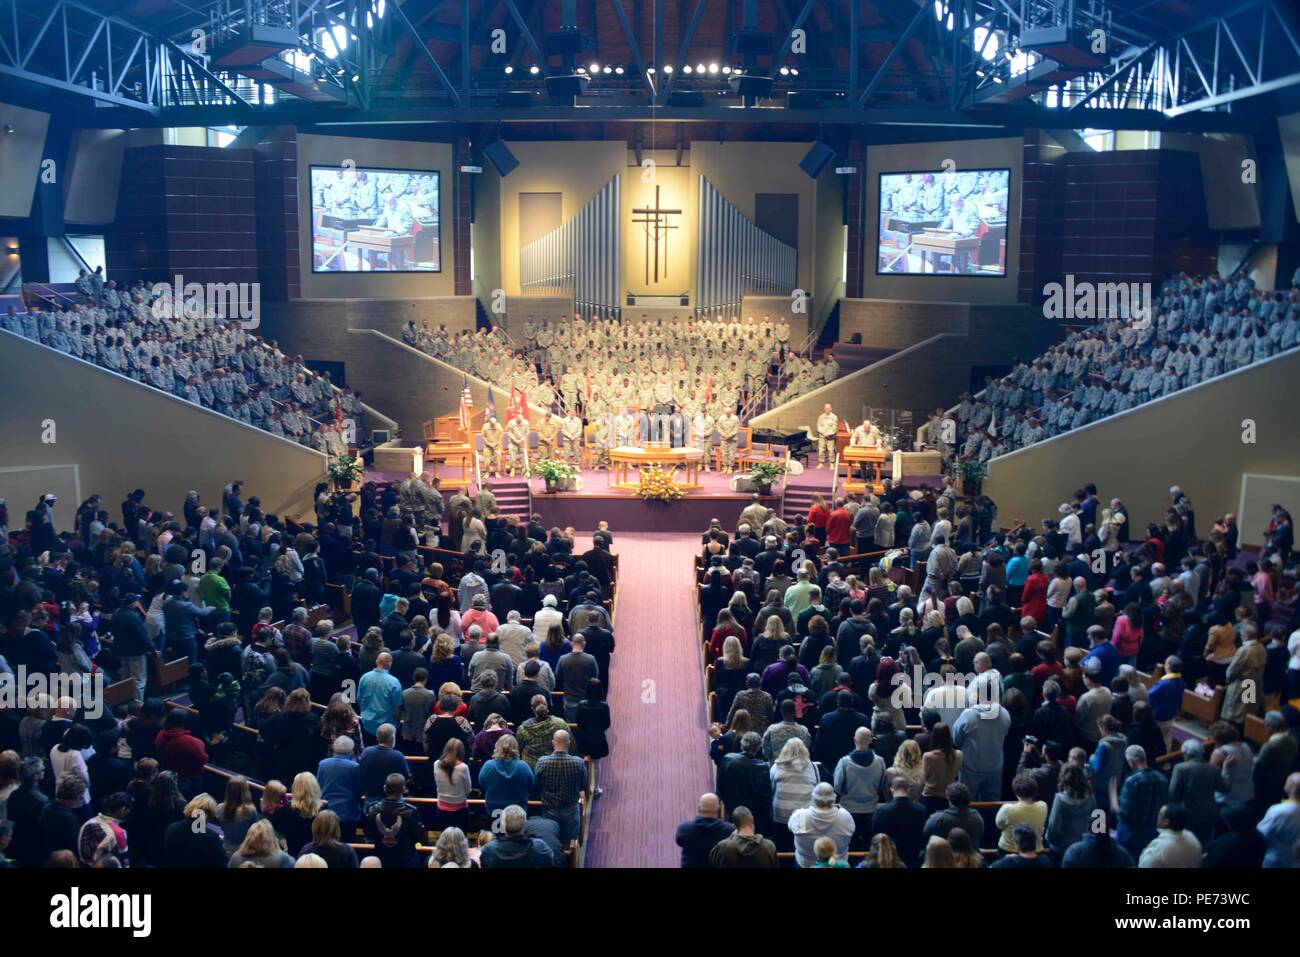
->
<box><xmin>458</xmin><ymin>375</ymin><xmax>473</xmax><ymax>431</ymax></box>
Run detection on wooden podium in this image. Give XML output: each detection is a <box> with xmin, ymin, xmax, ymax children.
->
<box><xmin>910</xmin><ymin>229</ymin><xmax>982</xmax><ymax>273</ymax></box>
<box><xmin>839</xmin><ymin>445</ymin><xmax>887</xmax><ymax>495</ymax></box>
<box><xmin>609</xmin><ymin>446</ymin><xmax>704</xmax><ymax>490</ymax></box>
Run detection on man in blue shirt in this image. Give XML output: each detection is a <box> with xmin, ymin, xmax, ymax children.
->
<box><xmin>1081</xmin><ymin>624</ymin><xmax>1120</xmax><ymax>687</ymax></box>
<box><xmin>316</xmin><ymin>736</ymin><xmax>363</xmax><ymax>831</ymax></box>
<box><xmin>357</xmin><ymin>651</ymin><xmax>402</xmax><ymax>743</ymax></box>
<box><xmin>1147</xmin><ymin>654</ymin><xmax>1185</xmax><ymax>749</ymax></box>
<box><xmin>357</xmin><ymin>724</ymin><xmax>412</xmax><ymax>801</ymax></box>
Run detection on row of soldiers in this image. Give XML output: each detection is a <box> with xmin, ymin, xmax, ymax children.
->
<box><xmin>3</xmin><ymin>290</ymin><xmax>364</xmax><ymax>453</ymax></box>
<box><xmin>929</xmin><ymin>271</ymin><xmax>1300</xmax><ymax>469</ymax></box>
<box><xmin>404</xmin><ymin>311</ymin><xmax>841</xmax><ymax>421</ymax></box>
<box><xmin>477</xmin><ymin>406</ymin><xmax>749</xmax><ymax>476</ymax></box>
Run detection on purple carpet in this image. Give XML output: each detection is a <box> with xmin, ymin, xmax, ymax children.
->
<box><xmin>585</xmin><ymin>533</ymin><xmax>713</xmax><ymax>868</ymax></box>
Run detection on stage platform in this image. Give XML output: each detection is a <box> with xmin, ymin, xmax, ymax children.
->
<box><xmin>527</xmin><ymin>468</ymin><xmax>781</xmax><ymax>532</ymax></box>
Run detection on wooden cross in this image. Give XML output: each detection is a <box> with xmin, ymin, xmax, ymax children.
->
<box><xmin>631</xmin><ymin>185</ymin><xmax>681</xmax><ymax>285</ymax></box>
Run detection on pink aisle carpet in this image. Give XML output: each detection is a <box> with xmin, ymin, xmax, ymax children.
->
<box><xmin>585</xmin><ymin>532</ymin><xmax>714</xmax><ymax>867</ymax></box>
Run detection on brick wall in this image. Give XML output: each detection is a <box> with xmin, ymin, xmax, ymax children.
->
<box><xmin>253</xmin><ymin>126</ymin><xmax>300</xmax><ymax>300</ymax></box>
<box><xmin>107</xmin><ymin>144</ymin><xmax>258</xmax><ymax>288</ymax></box>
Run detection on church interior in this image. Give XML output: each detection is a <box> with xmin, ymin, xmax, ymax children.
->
<box><xmin>1</xmin><ymin>0</ymin><xmax>1299</xmax><ymax>901</ymax></box>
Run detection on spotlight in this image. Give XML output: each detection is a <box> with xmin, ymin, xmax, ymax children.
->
<box><xmin>992</xmin><ymin>73</ymin><xmax>1004</xmax><ymax>83</ymax></box>
<box><xmin>577</xmin><ymin>66</ymin><xmax>586</xmax><ymax>74</ymax></box>
<box><xmin>779</xmin><ymin>66</ymin><xmax>789</xmax><ymax>75</ymax></box>
<box><xmin>708</xmin><ymin>63</ymin><xmax>718</xmax><ymax>73</ymax></box>
<box><xmin>590</xmin><ymin>62</ymin><xmax>600</xmax><ymax>73</ymax></box>
<box><xmin>696</xmin><ymin>63</ymin><xmax>705</xmax><ymax>73</ymax></box>
<box><xmin>614</xmin><ymin>65</ymin><xmax>624</xmax><ymax>74</ymax></box>
<box><xmin>662</xmin><ymin>64</ymin><xmax>673</xmax><ymax>74</ymax></box>
<box><xmin>529</xmin><ymin>64</ymin><xmax>539</xmax><ymax>74</ymax></box>
<box><xmin>722</xmin><ymin>66</ymin><xmax>732</xmax><ymax>74</ymax></box>
<box><xmin>603</xmin><ymin>65</ymin><xmax>612</xmax><ymax>73</ymax></box>
<box><xmin>682</xmin><ymin>64</ymin><xmax>692</xmax><ymax>73</ymax></box>
<box><xmin>975</xmin><ymin>68</ymin><xmax>985</xmax><ymax>77</ymax></box>
<box><xmin>503</xmin><ymin>65</ymin><xmax>514</xmax><ymax>74</ymax></box>
<box><xmin>647</xmin><ymin>66</ymin><xmax>656</xmax><ymax>73</ymax></box>
<box><xmin>789</xmin><ymin>67</ymin><xmax>798</xmax><ymax>76</ymax></box>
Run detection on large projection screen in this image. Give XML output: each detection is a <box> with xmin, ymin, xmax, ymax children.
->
<box><xmin>309</xmin><ymin>165</ymin><xmax>441</xmax><ymax>273</ymax></box>
<box><xmin>877</xmin><ymin>168</ymin><xmax>1010</xmax><ymax>277</ymax></box>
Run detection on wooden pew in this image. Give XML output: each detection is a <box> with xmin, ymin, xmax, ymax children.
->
<box><xmin>1179</xmin><ymin>685</ymin><xmax>1224</xmax><ymax>724</ymax></box>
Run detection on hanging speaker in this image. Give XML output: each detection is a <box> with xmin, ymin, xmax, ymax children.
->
<box><xmin>482</xmin><ymin>140</ymin><xmax>519</xmax><ymax>177</ymax></box>
<box><xmin>798</xmin><ymin>140</ymin><xmax>836</xmax><ymax>179</ymax></box>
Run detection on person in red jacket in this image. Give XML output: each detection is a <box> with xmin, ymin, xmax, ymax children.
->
<box><xmin>1019</xmin><ymin>559</ymin><xmax>1049</xmax><ymax>625</ymax></box>
<box><xmin>155</xmin><ymin>708</ymin><xmax>209</xmax><ymax>795</ymax></box>
<box><xmin>826</xmin><ymin>498</ymin><xmax>853</xmax><ymax>551</ymax></box>
<box><xmin>807</xmin><ymin>493</ymin><xmax>831</xmax><ymax>544</ymax></box>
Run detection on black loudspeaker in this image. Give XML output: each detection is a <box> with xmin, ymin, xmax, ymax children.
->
<box><xmin>482</xmin><ymin>140</ymin><xmax>519</xmax><ymax>177</ymax></box>
<box><xmin>728</xmin><ymin>73</ymin><xmax>773</xmax><ymax>98</ymax></box>
<box><xmin>545</xmin><ymin>28</ymin><xmax>589</xmax><ymax>55</ymax></box>
<box><xmin>799</xmin><ymin>140</ymin><xmax>836</xmax><ymax>179</ymax></box>
<box><xmin>545</xmin><ymin>73</ymin><xmax>590</xmax><ymax>98</ymax></box>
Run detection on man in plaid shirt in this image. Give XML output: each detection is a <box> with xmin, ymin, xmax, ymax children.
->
<box><xmin>1116</xmin><ymin>745</ymin><xmax>1168</xmax><ymax>858</ymax></box>
<box><xmin>534</xmin><ymin>729</ymin><xmax>588</xmax><ymax>845</ymax></box>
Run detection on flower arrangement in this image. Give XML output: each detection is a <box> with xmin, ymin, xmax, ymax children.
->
<box><xmin>328</xmin><ymin>454</ymin><xmax>364</xmax><ymax>489</ymax></box>
<box><xmin>637</xmin><ymin>465</ymin><xmax>685</xmax><ymax>502</ymax></box>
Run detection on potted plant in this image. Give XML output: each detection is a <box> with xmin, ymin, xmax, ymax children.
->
<box><xmin>958</xmin><ymin>459</ymin><xmax>987</xmax><ymax>496</ymax></box>
<box><xmin>534</xmin><ymin>458</ymin><xmax>576</xmax><ymax>493</ymax></box>
<box><xmin>748</xmin><ymin>460</ymin><xmax>787</xmax><ymax>495</ymax></box>
<box><xmin>328</xmin><ymin>453</ymin><xmax>364</xmax><ymax>491</ymax></box>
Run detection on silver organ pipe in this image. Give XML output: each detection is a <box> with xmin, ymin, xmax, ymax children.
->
<box><xmin>695</xmin><ymin>175</ymin><xmax>796</xmax><ymax>318</ymax></box>
<box><xmin>519</xmin><ymin>175</ymin><xmax>621</xmax><ymax>320</ymax></box>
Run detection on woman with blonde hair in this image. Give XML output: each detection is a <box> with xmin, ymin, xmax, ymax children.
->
<box><xmin>162</xmin><ymin>792</ymin><xmax>229</xmax><ymax>868</ymax></box>
<box><xmin>727</xmin><ymin>591</ymin><xmax>753</xmax><ymax>635</ymax></box>
<box><xmin>770</xmin><ymin>737</ymin><xmax>818</xmax><ymax>850</ymax></box>
<box><xmin>293</xmin><ymin>853</ymin><xmax>328</xmax><ymax>868</ymax></box>
<box><xmin>215</xmin><ymin>775</ymin><xmax>260</xmax><ymax>854</ymax></box>
<box><xmin>227</xmin><ymin>818</ymin><xmax>295</xmax><ymax>868</ymax></box>
<box><xmin>253</xmin><ymin>780</ymin><xmax>284</xmax><ymax>821</ymax></box>
<box><xmin>428</xmin><ymin>826</ymin><xmax>473</xmax><ymax>868</ymax></box>
<box><xmin>750</xmin><ymin>614</ymin><xmax>789</xmax><ymax>674</ymax></box>
<box><xmin>885</xmin><ymin>739</ymin><xmax>925</xmax><ymax>797</ymax></box>
<box><xmin>862</xmin><ymin>831</ymin><xmax>904</xmax><ymax>868</ymax></box>
<box><xmin>270</xmin><ymin>771</ymin><xmax>321</xmax><ymax>856</ymax></box>
<box><xmin>426</xmin><ymin>632</ymin><xmax>463</xmax><ymax>688</ymax></box>
<box><xmin>922</xmin><ymin>835</ymin><xmax>956</xmax><ymax>868</ymax></box>
<box><xmin>300</xmin><ymin>808</ymin><xmax>359</xmax><ymax>869</ymax></box>
<box><xmin>947</xmin><ymin>827</ymin><xmax>985</xmax><ymax>868</ymax></box>
<box><xmin>712</xmin><ymin>635</ymin><xmax>751</xmax><ymax>721</ymax></box>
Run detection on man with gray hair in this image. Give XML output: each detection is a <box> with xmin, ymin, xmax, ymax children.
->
<box><xmin>480</xmin><ymin>804</ymin><xmax>556</xmax><ymax>868</ymax></box>
<box><xmin>1117</xmin><ymin>743</ymin><xmax>1168</xmax><ymax>857</ymax></box>
<box><xmin>1168</xmin><ymin>737</ymin><xmax>1219</xmax><ymax>844</ymax></box>
<box><xmin>496</xmin><ymin>609</ymin><xmax>533</xmax><ymax>665</ymax></box>
<box><xmin>1256</xmin><ymin>710</ymin><xmax>1299</xmax><ymax>806</ymax></box>
<box><xmin>316</xmin><ymin>735</ymin><xmax>362</xmax><ymax>831</ymax></box>
<box><xmin>469</xmin><ymin>632</ymin><xmax>515</xmax><ymax>692</ymax></box>
<box><xmin>788</xmin><ymin>782</ymin><xmax>855</xmax><ymax>867</ymax></box>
